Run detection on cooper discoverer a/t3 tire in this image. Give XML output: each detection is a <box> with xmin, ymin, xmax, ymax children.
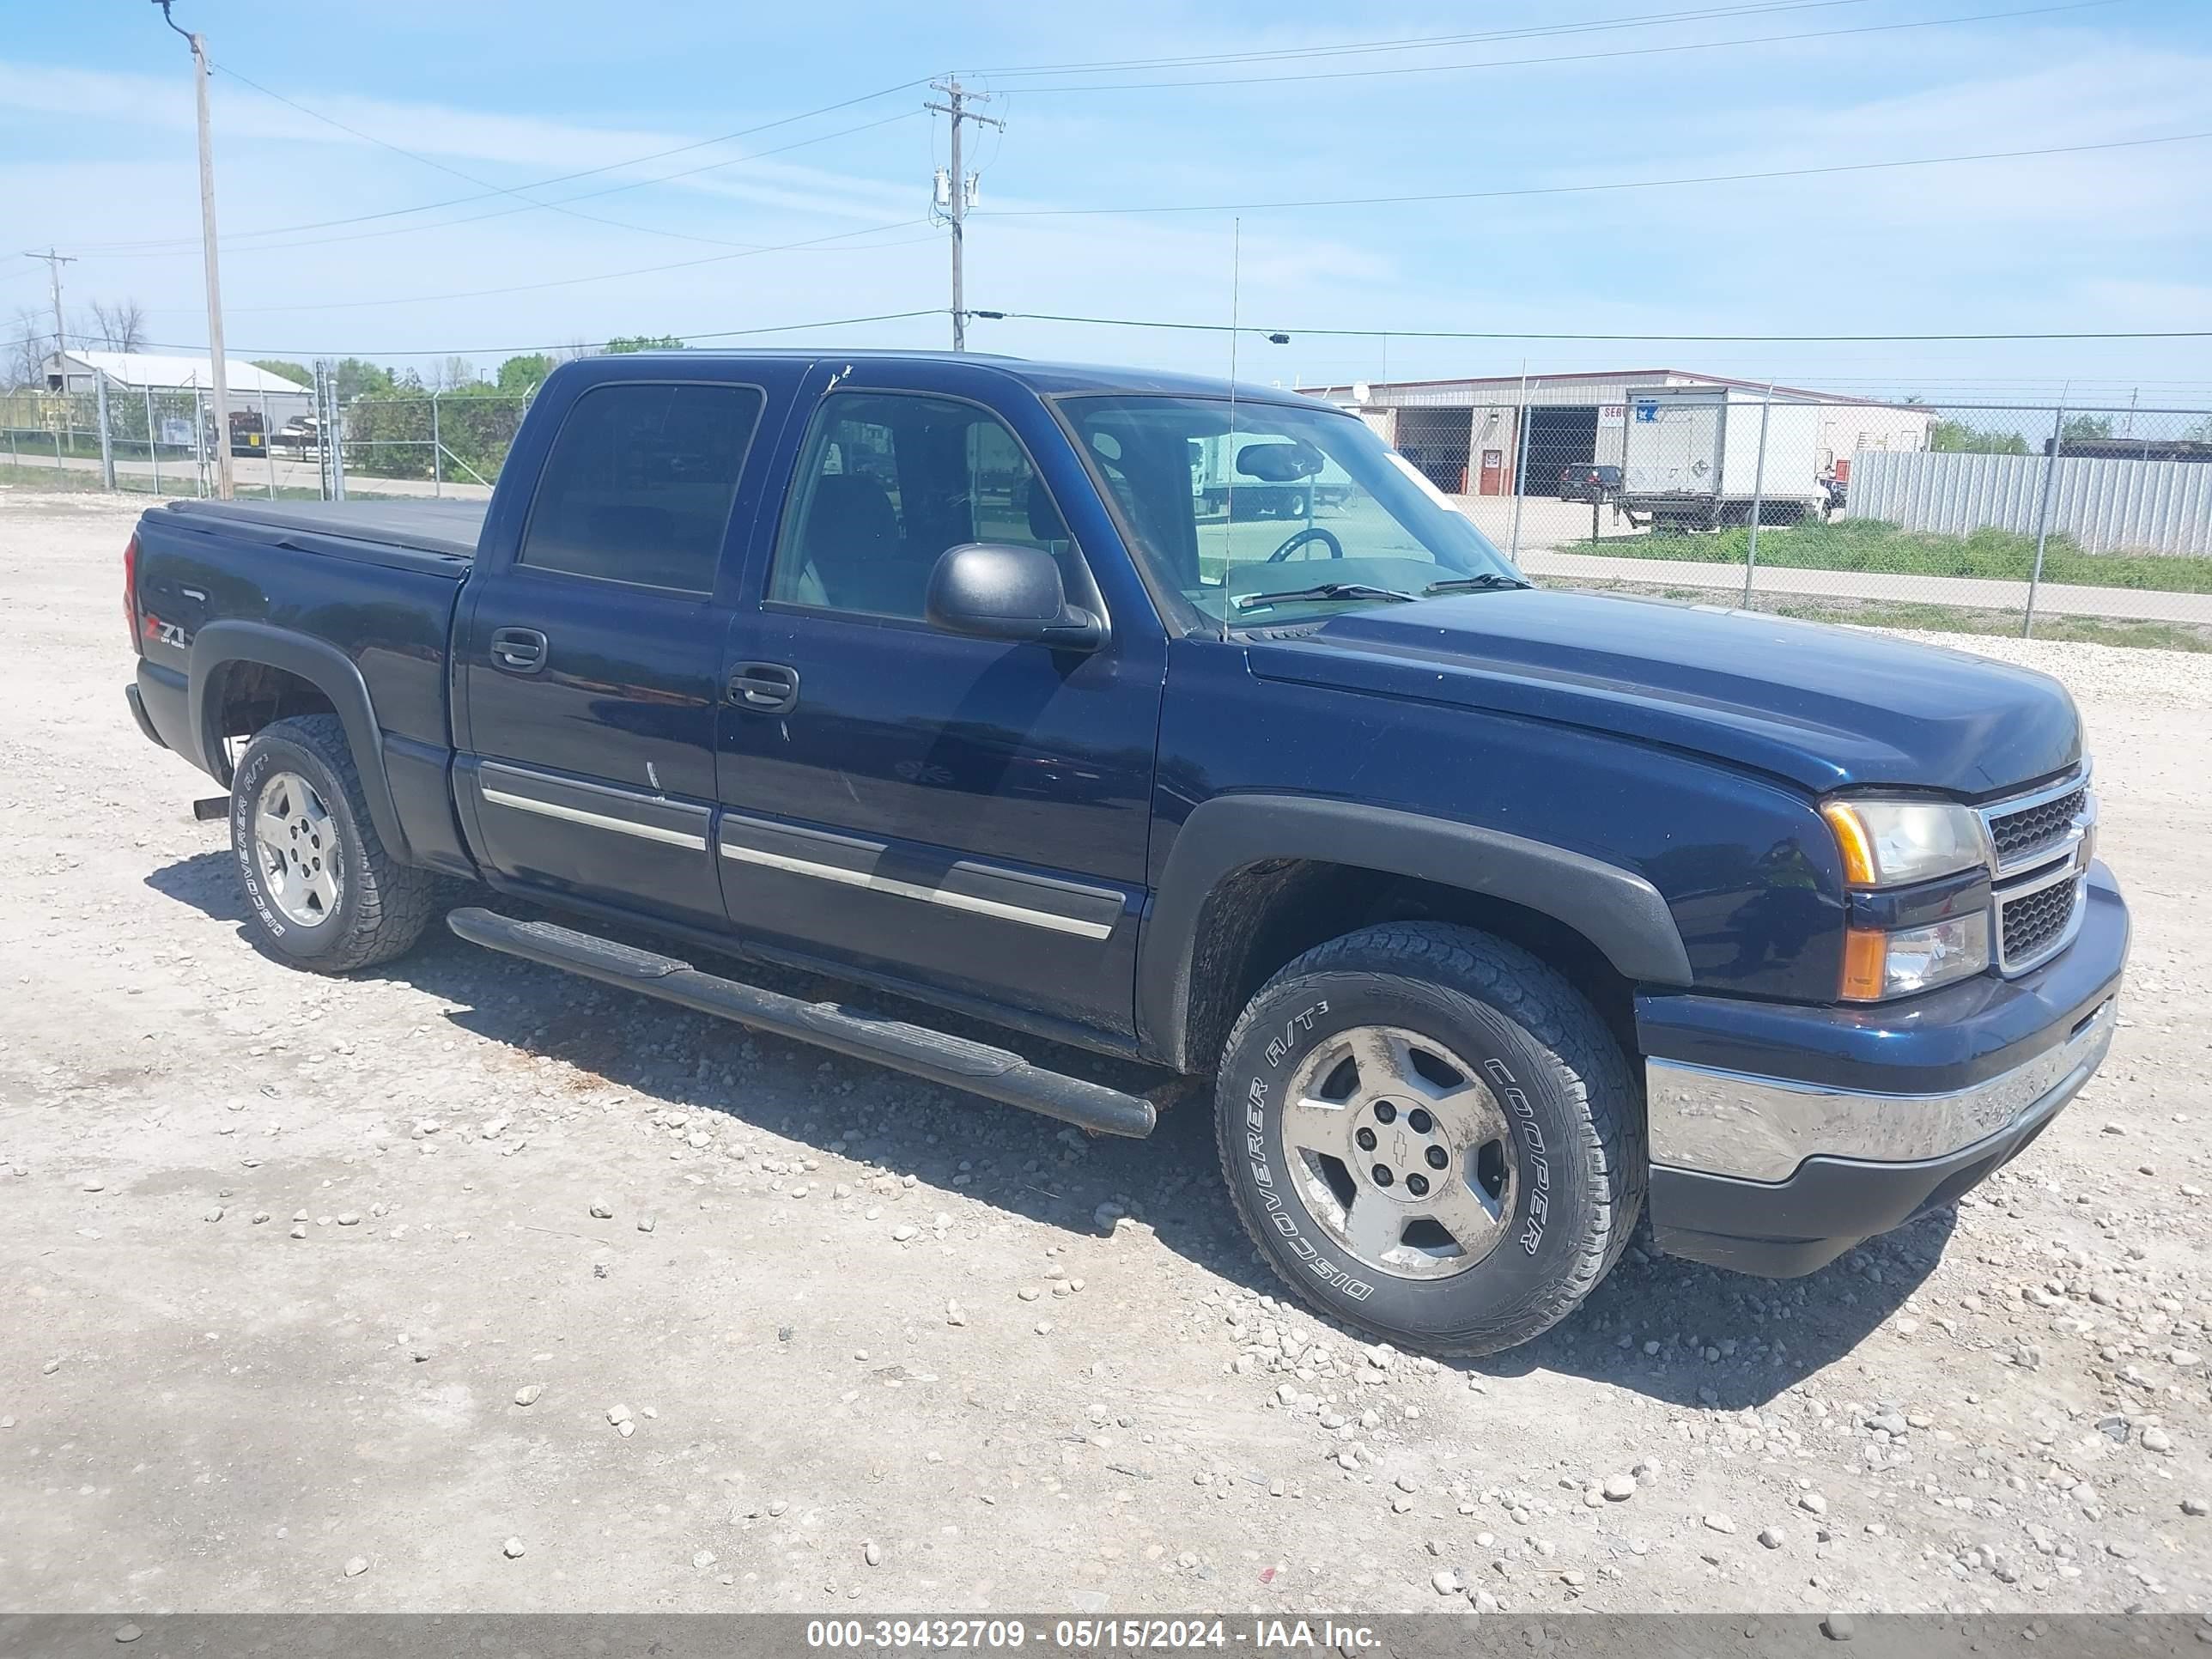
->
<box><xmin>1214</xmin><ymin>921</ymin><xmax>1644</xmax><ymax>1357</ymax></box>
<box><xmin>230</xmin><ymin>714</ymin><xmax>438</xmax><ymax>973</ymax></box>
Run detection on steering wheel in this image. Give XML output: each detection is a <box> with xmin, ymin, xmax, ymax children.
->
<box><xmin>1265</xmin><ymin>526</ymin><xmax>1346</xmax><ymax>562</ymax></box>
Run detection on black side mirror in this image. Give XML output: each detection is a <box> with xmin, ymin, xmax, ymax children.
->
<box><xmin>926</xmin><ymin>544</ymin><xmax>1103</xmax><ymax>649</ymax></box>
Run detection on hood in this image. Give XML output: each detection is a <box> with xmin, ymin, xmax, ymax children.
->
<box><xmin>1243</xmin><ymin>588</ymin><xmax>2081</xmax><ymax>796</ymax></box>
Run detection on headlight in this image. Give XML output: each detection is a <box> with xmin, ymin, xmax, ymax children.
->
<box><xmin>1820</xmin><ymin>797</ymin><xmax>1985</xmax><ymax>887</ymax></box>
<box><xmin>1841</xmin><ymin>912</ymin><xmax>1990</xmax><ymax>1001</ymax></box>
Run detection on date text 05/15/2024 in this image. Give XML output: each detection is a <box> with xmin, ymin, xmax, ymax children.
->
<box><xmin>804</xmin><ymin>1619</ymin><xmax>1382</xmax><ymax>1650</ymax></box>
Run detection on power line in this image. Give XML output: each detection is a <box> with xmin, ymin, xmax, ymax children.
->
<box><xmin>969</xmin><ymin>309</ymin><xmax>2212</xmax><ymax>343</ymax></box>
<box><xmin>994</xmin><ymin>1</ymin><xmax>2115</xmax><ymax>92</ymax></box>
<box><xmin>139</xmin><ymin>217</ymin><xmax>932</xmax><ymax>317</ymax></box>
<box><xmin>23</xmin><ymin>248</ymin><xmax>76</xmax><ymax>356</ymax></box>
<box><xmin>131</xmin><ymin>307</ymin><xmax>947</xmax><ymax>362</ymax></box>
<box><xmin>969</xmin><ymin>0</ymin><xmax>1870</xmax><ymax>76</ymax></box>
<box><xmin>973</xmin><ymin>129</ymin><xmax>2212</xmax><ymax>220</ymax></box>
<box><xmin>84</xmin><ymin>109</ymin><xmax>926</xmax><ymax>262</ymax></box>
<box><xmin>208</xmin><ymin>61</ymin><xmax>890</xmax><ymax>255</ymax></box>
<box><xmin>67</xmin><ymin>74</ymin><xmax>937</xmax><ymax>255</ymax></box>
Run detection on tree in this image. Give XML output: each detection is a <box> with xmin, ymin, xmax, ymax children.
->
<box><xmin>251</xmin><ymin>359</ymin><xmax>314</xmax><ymax>387</ymax></box>
<box><xmin>2061</xmin><ymin>413</ymin><xmax>2116</xmax><ymax>445</ymax></box>
<box><xmin>603</xmin><ymin>334</ymin><xmax>684</xmax><ymax>354</ymax></box>
<box><xmin>348</xmin><ymin>374</ymin><xmax>529</xmax><ymax>483</ymax></box>
<box><xmin>86</xmin><ymin>298</ymin><xmax>148</xmax><ymax>353</ymax></box>
<box><xmin>331</xmin><ymin>358</ymin><xmax>396</xmax><ymax>400</ymax></box>
<box><xmin>495</xmin><ymin>353</ymin><xmax>556</xmax><ymax>394</ymax></box>
<box><xmin>7</xmin><ymin>307</ymin><xmax>47</xmax><ymax>389</ymax></box>
<box><xmin>1929</xmin><ymin>418</ymin><xmax>2028</xmax><ymax>455</ymax></box>
<box><xmin>437</xmin><ymin>356</ymin><xmax>479</xmax><ymax>391</ymax></box>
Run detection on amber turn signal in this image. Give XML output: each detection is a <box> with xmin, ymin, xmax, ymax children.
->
<box><xmin>1840</xmin><ymin>926</ymin><xmax>1889</xmax><ymax>1001</ymax></box>
<box><xmin>1820</xmin><ymin>799</ymin><xmax>1880</xmax><ymax>886</ymax></box>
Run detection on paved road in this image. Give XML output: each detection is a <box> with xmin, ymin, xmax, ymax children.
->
<box><xmin>1515</xmin><ymin>546</ymin><xmax>2209</xmax><ymax>625</ymax></box>
<box><xmin>1439</xmin><ymin>494</ymin><xmax>2209</xmax><ymax>625</ymax></box>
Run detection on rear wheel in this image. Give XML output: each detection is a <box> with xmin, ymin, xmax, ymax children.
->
<box><xmin>1214</xmin><ymin>922</ymin><xmax>1643</xmax><ymax>1356</ymax></box>
<box><xmin>231</xmin><ymin>714</ymin><xmax>438</xmax><ymax>973</ymax></box>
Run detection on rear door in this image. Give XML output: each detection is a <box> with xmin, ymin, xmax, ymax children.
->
<box><xmin>713</xmin><ymin>362</ymin><xmax>1168</xmax><ymax>1036</ymax></box>
<box><xmin>453</xmin><ymin>358</ymin><xmax>804</xmax><ymax>931</ymax></box>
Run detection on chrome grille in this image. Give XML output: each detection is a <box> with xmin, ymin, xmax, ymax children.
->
<box><xmin>1987</xmin><ymin>785</ymin><xmax>2086</xmax><ymax>869</ymax></box>
<box><xmin>1978</xmin><ymin>765</ymin><xmax>2091</xmax><ymax>878</ymax></box>
<box><xmin>1997</xmin><ymin>868</ymin><xmax>2081</xmax><ymax>971</ymax></box>
<box><xmin>1980</xmin><ymin>762</ymin><xmax>2094</xmax><ymax>975</ymax></box>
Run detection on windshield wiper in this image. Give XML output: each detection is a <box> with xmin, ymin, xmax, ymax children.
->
<box><xmin>1422</xmin><ymin>573</ymin><xmax>1533</xmax><ymax>595</ymax></box>
<box><xmin>1233</xmin><ymin>582</ymin><xmax>1418</xmax><ymax>613</ymax></box>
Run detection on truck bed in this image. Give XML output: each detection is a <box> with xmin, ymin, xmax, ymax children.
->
<box><xmin>161</xmin><ymin>497</ymin><xmax>486</xmax><ymax>561</ymax></box>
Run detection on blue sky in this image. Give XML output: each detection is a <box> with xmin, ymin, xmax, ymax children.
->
<box><xmin>5</xmin><ymin>0</ymin><xmax>2209</xmax><ymax>406</ymax></box>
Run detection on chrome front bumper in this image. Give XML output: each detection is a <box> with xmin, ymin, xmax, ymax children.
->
<box><xmin>1647</xmin><ymin>994</ymin><xmax>2118</xmax><ymax>1184</ymax></box>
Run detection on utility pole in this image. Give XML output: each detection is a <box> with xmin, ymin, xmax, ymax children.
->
<box><xmin>24</xmin><ymin>248</ymin><xmax>75</xmax><ymax>376</ymax></box>
<box><xmin>926</xmin><ymin>77</ymin><xmax>1002</xmax><ymax>351</ymax></box>
<box><xmin>155</xmin><ymin>2</ymin><xmax>234</xmax><ymax>499</ymax></box>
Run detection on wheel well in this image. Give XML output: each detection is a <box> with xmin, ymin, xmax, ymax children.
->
<box><xmin>1181</xmin><ymin>860</ymin><xmax>1638</xmax><ymax>1073</ymax></box>
<box><xmin>206</xmin><ymin>661</ymin><xmax>337</xmax><ymax>783</ymax></box>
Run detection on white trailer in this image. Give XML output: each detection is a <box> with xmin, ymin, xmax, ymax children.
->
<box><xmin>1188</xmin><ymin>432</ymin><xmax>1353</xmax><ymax>521</ymax></box>
<box><xmin>1619</xmin><ymin>385</ymin><xmax>1827</xmax><ymax>532</ymax></box>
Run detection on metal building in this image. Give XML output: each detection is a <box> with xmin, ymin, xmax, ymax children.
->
<box><xmin>1297</xmin><ymin>368</ymin><xmax>1931</xmax><ymax>499</ymax></box>
<box><xmin>43</xmin><ymin>350</ymin><xmax>313</xmax><ymax>420</ymax></box>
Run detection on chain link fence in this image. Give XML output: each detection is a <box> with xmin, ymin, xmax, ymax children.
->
<box><xmin>9</xmin><ymin>367</ymin><xmax>2212</xmax><ymax>650</ymax></box>
<box><xmin>1323</xmin><ymin>379</ymin><xmax>2212</xmax><ymax>650</ymax></box>
<box><xmin>1</xmin><ymin>380</ymin><xmax>530</xmax><ymax>503</ymax></box>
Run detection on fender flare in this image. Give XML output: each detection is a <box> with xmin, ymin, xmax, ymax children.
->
<box><xmin>1137</xmin><ymin>793</ymin><xmax>1693</xmax><ymax>1069</ymax></box>
<box><xmin>188</xmin><ymin>620</ymin><xmax>414</xmax><ymax>865</ymax></box>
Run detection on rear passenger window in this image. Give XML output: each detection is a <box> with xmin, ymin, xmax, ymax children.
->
<box><xmin>518</xmin><ymin>383</ymin><xmax>763</xmax><ymax>592</ymax></box>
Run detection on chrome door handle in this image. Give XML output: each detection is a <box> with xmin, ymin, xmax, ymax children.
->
<box><xmin>489</xmin><ymin>627</ymin><xmax>548</xmax><ymax>673</ymax></box>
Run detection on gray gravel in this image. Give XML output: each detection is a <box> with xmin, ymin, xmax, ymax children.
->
<box><xmin>0</xmin><ymin>496</ymin><xmax>2206</xmax><ymax>1616</ymax></box>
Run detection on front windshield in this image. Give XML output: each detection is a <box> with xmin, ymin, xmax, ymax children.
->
<box><xmin>1060</xmin><ymin>394</ymin><xmax>1518</xmax><ymax>629</ymax></box>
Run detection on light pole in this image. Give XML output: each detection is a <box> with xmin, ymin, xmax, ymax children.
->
<box><xmin>155</xmin><ymin>1</ymin><xmax>235</xmax><ymax>500</ymax></box>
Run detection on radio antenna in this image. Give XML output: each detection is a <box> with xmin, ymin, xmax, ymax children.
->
<box><xmin>1221</xmin><ymin>216</ymin><xmax>1241</xmax><ymax>643</ymax></box>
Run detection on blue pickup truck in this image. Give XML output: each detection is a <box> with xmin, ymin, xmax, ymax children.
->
<box><xmin>122</xmin><ymin>349</ymin><xmax>2126</xmax><ymax>1356</ymax></box>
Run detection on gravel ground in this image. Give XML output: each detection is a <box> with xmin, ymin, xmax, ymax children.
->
<box><xmin>2</xmin><ymin>492</ymin><xmax>2207</xmax><ymax>1617</ymax></box>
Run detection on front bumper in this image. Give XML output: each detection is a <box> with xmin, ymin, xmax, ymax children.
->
<box><xmin>1639</xmin><ymin>862</ymin><xmax>2127</xmax><ymax>1277</ymax></box>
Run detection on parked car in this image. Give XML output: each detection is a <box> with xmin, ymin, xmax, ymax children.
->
<box><xmin>1558</xmin><ymin>463</ymin><xmax>1622</xmax><ymax>503</ymax></box>
<box><xmin>122</xmin><ymin>350</ymin><xmax>2124</xmax><ymax>1357</ymax></box>
<box><xmin>271</xmin><ymin>415</ymin><xmax>321</xmax><ymax>454</ymax></box>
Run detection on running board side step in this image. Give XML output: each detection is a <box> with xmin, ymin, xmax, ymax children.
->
<box><xmin>446</xmin><ymin>908</ymin><xmax>1158</xmax><ymax>1139</ymax></box>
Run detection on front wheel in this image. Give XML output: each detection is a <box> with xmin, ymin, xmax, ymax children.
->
<box><xmin>1214</xmin><ymin>922</ymin><xmax>1643</xmax><ymax>1356</ymax></box>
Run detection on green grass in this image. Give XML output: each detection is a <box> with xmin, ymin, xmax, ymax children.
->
<box><xmin>1598</xmin><ymin>517</ymin><xmax>2212</xmax><ymax>594</ymax></box>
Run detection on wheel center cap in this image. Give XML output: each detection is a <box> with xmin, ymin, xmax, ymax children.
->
<box><xmin>1351</xmin><ymin>1097</ymin><xmax>1453</xmax><ymax>1205</ymax></box>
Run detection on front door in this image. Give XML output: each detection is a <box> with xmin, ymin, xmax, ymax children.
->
<box><xmin>714</xmin><ymin>371</ymin><xmax>1165</xmax><ymax>1036</ymax></box>
<box><xmin>455</xmin><ymin>367</ymin><xmax>790</xmax><ymax>931</ymax></box>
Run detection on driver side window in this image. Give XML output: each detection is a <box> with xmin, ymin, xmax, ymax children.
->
<box><xmin>769</xmin><ymin>392</ymin><xmax>1073</xmax><ymax>623</ymax></box>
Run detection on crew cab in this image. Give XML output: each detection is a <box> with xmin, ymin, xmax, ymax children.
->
<box><xmin>123</xmin><ymin>349</ymin><xmax>2127</xmax><ymax>1356</ymax></box>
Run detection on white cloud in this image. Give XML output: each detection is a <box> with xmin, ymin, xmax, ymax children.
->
<box><xmin>5</xmin><ymin>14</ymin><xmax>2209</xmax><ymax>396</ymax></box>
